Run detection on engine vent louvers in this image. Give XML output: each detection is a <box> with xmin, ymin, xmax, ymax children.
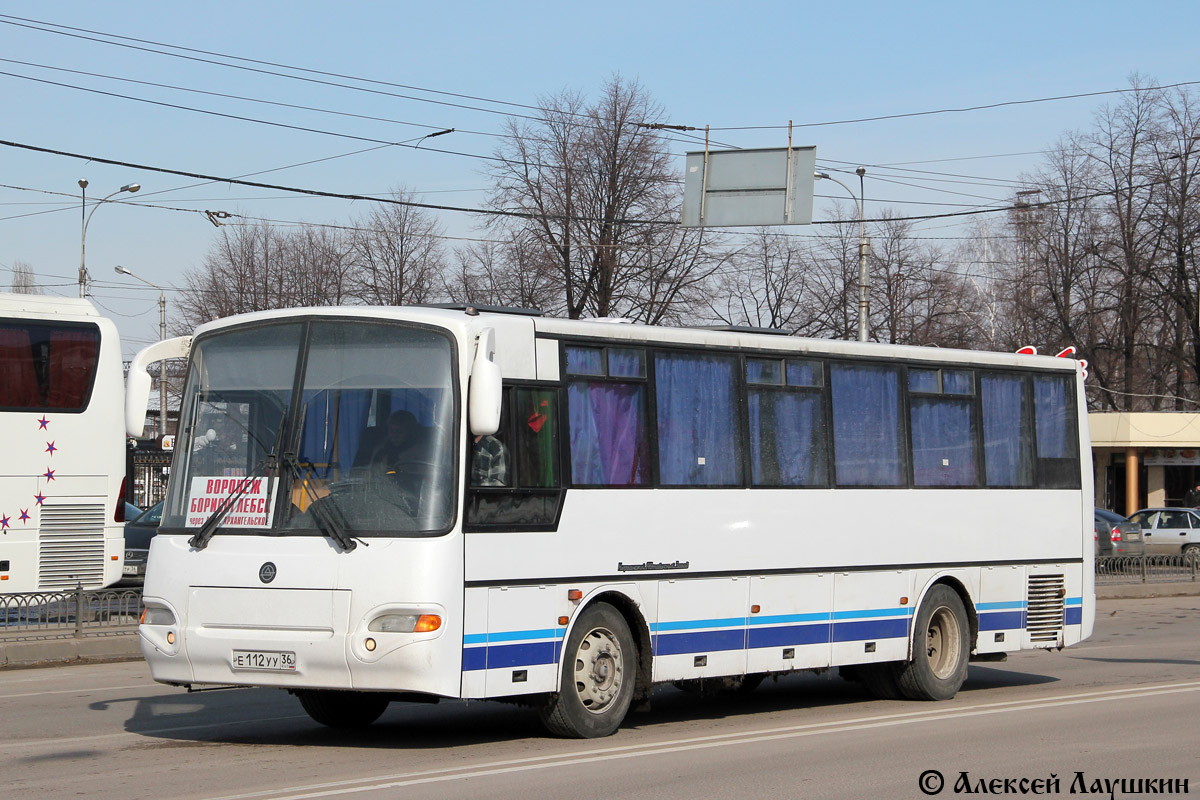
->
<box><xmin>1026</xmin><ymin>574</ymin><xmax>1065</xmax><ymax>642</ymax></box>
<box><xmin>37</xmin><ymin>504</ymin><xmax>106</xmax><ymax>590</ymax></box>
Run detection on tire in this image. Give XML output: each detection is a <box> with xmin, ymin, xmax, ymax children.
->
<box><xmin>296</xmin><ymin>689</ymin><xmax>391</xmax><ymax>729</ymax></box>
<box><xmin>538</xmin><ymin>603</ymin><xmax>636</xmax><ymax>738</ymax></box>
<box><xmin>895</xmin><ymin>585</ymin><xmax>970</xmax><ymax>701</ymax></box>
<box><xmin>1183</xmin><ymin>544</ymin><xmax>1199</xmax><ymax>561</ymax></box>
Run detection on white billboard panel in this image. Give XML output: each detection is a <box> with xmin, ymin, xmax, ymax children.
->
<box><xmin>681</xmin><ymin>146</ymin><xmax>817</xmax><ymax>228</ymax></box>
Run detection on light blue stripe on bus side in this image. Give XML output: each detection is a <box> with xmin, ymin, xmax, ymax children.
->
<box><xmin>462</xmin><ymin>596</ymin><xmax>1079</xmax><ymax>672</ymax></box>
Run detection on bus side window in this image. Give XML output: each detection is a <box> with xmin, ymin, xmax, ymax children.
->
<box><xmin>465</xmin><ymin>387</ymin><xmax>563</xmax><ymax>530</ymax></box>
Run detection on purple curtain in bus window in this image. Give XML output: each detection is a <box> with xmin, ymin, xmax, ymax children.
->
<box><xmin>981</xmin><ymin>375</ymin><xmax>1032</xmax><ymax>486</ymax></box>
<box><xmin>830</xmin><ymin>364</ymin><xmax>903</xmax><ymax>486</ymax></box>
<box><xmin>655</xmin><ymin>353</ymin><xmax>741</xmax><ymax>486</ymax></box>
<box><xmin>46</xmin><ymin>329</ymin><xmax>97</xmax><ymax>409</ymax></box>
<box><xmin>567</xmin><ymin>381</ymin><xmax>649</xmax><ymax>485</ymax></box>
<box><xmin>1034</xmin><ymin>376</ymin><xmax>1074</xmax><ymax>458</ymax></box>
<box><xmin>748</xmin><ymin>390</ymin><xmax>825</xmax><ymax>486</ymax></box>
<box><xmin>0</xmin><ymin>327</ymin><xmax>39</xmax><ymax>408</ymax></box>
<box><xmin>911</xmin><ymin>397</ymin><xmax>978</xmax><ymax>486</ymax></box>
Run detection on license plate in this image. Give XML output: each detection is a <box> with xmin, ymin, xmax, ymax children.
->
<box><xmin>122</xmin><ymin>565</ymin><xmax>139</xmax><ymax>576</ymax></box>
<box><xmin>232</xmin><ymin>649</ymin><xmax>297</xmax><ymax>671</ymax></box>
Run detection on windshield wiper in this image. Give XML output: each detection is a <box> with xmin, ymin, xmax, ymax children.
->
<box><xmin>188</xmin><ymin>409</ymin><xmax>290</xmax><ymax>551</ymax></box>
<box><xmin>188</xmin><ymin>454</ymin><xmax>274</xmax><ymax>551</ymax></box>
<box><xmin>279</xmin><ymin>451</ymin><xmax>365</xmax><ymax>552</ymax></box>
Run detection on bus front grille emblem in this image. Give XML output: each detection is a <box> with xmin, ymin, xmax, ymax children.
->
<box><xmin>259</xmin><ymin>562</ymin><xmax>277</xmax><ymax>584</ymax></box>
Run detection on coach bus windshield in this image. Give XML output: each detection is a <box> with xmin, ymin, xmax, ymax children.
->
<box><xmin>162</xmin><ymin>319</ymin><xmax>458</xmax><ymax>538</ymax></box>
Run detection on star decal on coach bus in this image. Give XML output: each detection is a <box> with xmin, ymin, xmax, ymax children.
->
<box><xmin>37</xmin><ymin>415</ymin><xmax>50</xmax><ymax>430</ymax></box>
<box><xmin>0</xmin><ymin>515</ymin><xmax>9</xmax><ymax>531</ymax></box>
<box><xmin>42</xmin><ymin>468</ymin><xmax>55</xmax><ymax>481</ymax></box>
<box><xmin>18</xmin><ymin>509</ymin><xmax>30</xmax><ymax>524</ymax></box>
<box><xmin>34</xmin><ymin>492</ymin><xmax>46</xmax><ymax>506</ymax></box>
<box><xmin>45</xmin><ymin>441</ymin><xmax>56</xmax><ymax>456</ymax></box>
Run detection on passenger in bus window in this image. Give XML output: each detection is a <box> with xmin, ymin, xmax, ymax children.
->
<box><xmin>471</xmin><ymin>434</ymin><xmax>510</xmax><ymax>486</ymax></box>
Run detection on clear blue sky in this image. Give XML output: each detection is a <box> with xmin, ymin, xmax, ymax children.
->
<box><xmin>2</xmin><ymin>1</ymin><xmax>1197</xmax><ymax>356</ymax></box>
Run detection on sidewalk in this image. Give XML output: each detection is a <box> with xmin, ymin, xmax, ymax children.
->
<box><xmin>1</xmin><ymin>583</ymin><xmax>1197</xmax><ymax>669</ymax></box>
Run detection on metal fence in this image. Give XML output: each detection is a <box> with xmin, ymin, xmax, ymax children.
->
<box><xmin>1095</xmin><ymin>554</ymin><xmax>1200</xmax><ymax>585</ymax></box>
<box><xmin>0</xmin><ymin>587</ymin><xmax>143</xmax><ymax>640</ymax></box>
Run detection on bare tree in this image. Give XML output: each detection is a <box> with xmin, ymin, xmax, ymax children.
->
<box><xmin>349</xmin><ymin>190</ymin><xmax>446</xmax><ymax>306</ymax></box>
<box><xmin>9</xmin><ymin>260</ymin><xmax>41</xmax><ymax>294</ymax></box>
<box><xmin>487</xmin><ymin>75</ymin><xmax>720</xmax><ymax>321</ymax></box>
<box><xmin>710</xmin><ymin>229</ymin><xmax>819</xmax><ymax>333</ymax></box>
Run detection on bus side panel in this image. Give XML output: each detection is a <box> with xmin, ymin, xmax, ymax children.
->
<box><xmin>976</xmin><ymin>565</ymin><xmax>1026</xmax><ymax>654</ymax></box>
<box><xmin>746</xmin><ymin>573</ymin><xmax>833</xmax><ymax>673</ymax></box>
<box><xmin>831</xmin><ymin>571</ymin><xmax>914</xmax><ymax>667</ymax></box>
<box><xmin>653</xmin><ymin>577</ymin><xmax>748</xmax><ymax>683</ymax></box>
<box><xmin>481</xmin><ymin>585</ymin><xmax>563</xmax><ymax>698</ymax></box>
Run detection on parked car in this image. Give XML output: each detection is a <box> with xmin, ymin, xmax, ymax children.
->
<box><xmin>1126</xmin><ymin>507</ymin><xmax>1200</xmax><ymax>557</ymax></box>
<box><xmin>1094</xmin><ymin>508</ymin><xmax>1145</xmax><ymax>557</ymax></box>
<box><xmin>120</xmin><ymin>500</ymin><xmax>163</xmax><ymax>585</ymax></box>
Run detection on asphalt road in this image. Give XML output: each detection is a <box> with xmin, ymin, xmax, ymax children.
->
<box><xmin>3</xmin><ymin>596</ymin><xmax>1198</xmax><ymax>800</ymax></box>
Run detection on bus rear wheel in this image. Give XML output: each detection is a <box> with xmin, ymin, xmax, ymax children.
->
<box><xmin>296</xmin><ymin>689</ymin><xmax>391</xmax><ymax>729</ymax></box>
<box><xmin>895</xmin><ymin>585</ymin><xmax>970</xmax><ymax>701</ymax></box>
<box><xmin>538</xmin><ymin>602</ymin><xmax>636</xmax><ymax>738</ymax></box>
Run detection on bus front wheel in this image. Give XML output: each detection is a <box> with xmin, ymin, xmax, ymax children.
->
<box><xmin>538</xmin><ymin>602</ymin><xmax>636</xmax><ymax>738</ymax></box>
<box><xmin>296</xmin><ymin>689</ymin><xmax>391</xmax><ymax>729</ymax></box>
<box><xmin>895</xmin><ymin>585</ymin><xmax>970</xmax><ymax>701</ymax></box>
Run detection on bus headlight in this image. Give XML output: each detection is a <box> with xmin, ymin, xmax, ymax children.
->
<box><xmin>368</xmin><ymin>613</ymin><xmax>442</xmax><ymax>633</ymax></box>
<box><xmin>140</xmin><ymin>607</ymin><xmax>176</xmax><ymax>626</ymax></box>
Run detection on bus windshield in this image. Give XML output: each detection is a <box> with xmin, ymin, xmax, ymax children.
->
<box><xmin>163</xmin><ymin>319</ymin><xmax>458</xmax><ymax>538</ymax></box>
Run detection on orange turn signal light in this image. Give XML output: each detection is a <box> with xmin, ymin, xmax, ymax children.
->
<box><xmin>414</xmin><ymin>614</ymin><xmax>442</xmax><ymax>633</ymax></box>
<box><xmin>567</xmin><ymin>589</ymin><xmax>583</xmax><ymax>601</ymax></box>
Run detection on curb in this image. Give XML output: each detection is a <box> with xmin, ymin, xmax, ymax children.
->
<box><xmin>0</xmin><ymin>631</ymin><xmax>143</xmax><ymax>670</ymax></box>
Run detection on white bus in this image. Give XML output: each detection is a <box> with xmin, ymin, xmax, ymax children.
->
<box><xmin>1</xmin><ymin>293</ymin><xmax>127</xmax><ymax>592</ymax></box>
<box><xmin>129</xmin><ymin>306</ymin><xmax>1093</xmax><ymax>737</ymax></box>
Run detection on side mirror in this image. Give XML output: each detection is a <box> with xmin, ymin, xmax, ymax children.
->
<box><xmin>468</xmin><ymin>328</ymin><xmax>502</xmax><ymax>436</ymax></box>
<box><xmin>125</xmin><ymin>336</ymin><xmax>192</xmax><ymax>437</ymax></box>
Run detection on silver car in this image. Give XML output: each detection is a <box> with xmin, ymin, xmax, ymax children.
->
<box><xmin>1126</xmin><ymin>508</ymin><xmax>1200</xmax><ymax>557</ymax></box>
<box><xmin>1094</xmin><ymin>508</ymin><xmax>1145</xmax><ymax>557</ymax></box>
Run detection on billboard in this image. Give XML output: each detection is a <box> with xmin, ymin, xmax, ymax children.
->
<box><xmin>682</xmin><ymin>146</ymin><xmax>817</xmax><ymax>228</ymax></box>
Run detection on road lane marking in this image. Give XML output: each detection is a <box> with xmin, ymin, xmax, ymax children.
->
<box><xmin>202</xmin><ymin>680</ymin><xmax>1200</xmax><ymax>800</ymax></box>
<box><xmin>0</xmin><ymin>683</ymin><xmax>153</xmax><ymax>700</ymax></box>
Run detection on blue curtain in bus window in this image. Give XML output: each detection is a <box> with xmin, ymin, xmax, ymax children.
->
<box><xmin>565</xmin><ymin>346</ymin><xmax>604</xmax><ymax>376</ymax></box>
<box><xmin>567</xmin><ymin>381</ymin><xmax>649</xmax><ymax>486</ymax></box>
<box><xmin>1034</xmin><ymin>376</ymin><xmax>1075</xmax><ymax>458</ymax></box>
<box><xmin>911</xmin><ymin>397</ymin><xmax>978</xmax><ymax>486</ymax></box>
<box><xmin>748</xmin><ymin>390</ymin><xmax>826</xmax><ymax>486</ymax></box>
<box><xmin>299</xmin><ymin>390</ymin><xmax>372</xmax><ymax>479</ymax></box>
<box><xmin>655</xmin><ymin>353</ymin><xmax>742</xmax><ymax>486</ymax></box>
<box><xmin>830</xmin><ymin>364</ymin><xmax>904</xmax><ymax>486</ymax></box>
<box><xmin>981</xmin><ymin>375</ymin><xmax>1033</xmax><ymax>486</ymax></box>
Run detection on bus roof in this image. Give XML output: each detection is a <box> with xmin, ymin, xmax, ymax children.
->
<box><xmin>187</xmin><ymin>304</ymin><xmax>1080</xmax><ymax>374</ymax></box>
<box><xmin>0</xmin><ymin>292</ymin><xmax>104</xmax><ymax>319</ymax></box>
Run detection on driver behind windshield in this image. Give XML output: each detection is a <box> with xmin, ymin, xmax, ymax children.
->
<box><xmin>358</xmin><ymin>410</ymin><xmax>426</xmax><ymax>469</ymax></box>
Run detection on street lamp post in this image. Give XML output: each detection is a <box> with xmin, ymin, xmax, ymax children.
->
<box><xmin>815</xmin><ymin>169</ymin><xmax>870</xmax><ymax>342</ymax></box>
<box><xmin>78</xmin><ymin>181</ymin><xmax>140</xmax><ymax>297</ymax></box>
<box><xmin>113</xmin><ymin>266</ymin><xmax>167</xmax><ymax>439</ymax></box>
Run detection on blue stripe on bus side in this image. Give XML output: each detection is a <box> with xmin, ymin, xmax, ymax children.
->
<box><xmin>978</xmin><ymin>610</ymin><xmax>1025</xmax><ymax>631</ymax></box>
<box><xmin>462</xmin><ymin>597</ymin><xmax>1068</xmax><ymax>670</ymax></box>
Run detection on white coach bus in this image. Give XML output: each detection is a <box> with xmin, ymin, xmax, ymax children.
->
<box><xmin>1</xmin><ymin>293</ymin><xmax>127</xmax><ymax>592</ymax></box>
<box><xmin>128</xmin><ymin>305</ymin><xmax>1093</xmax><ymax>737</ymax></box>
